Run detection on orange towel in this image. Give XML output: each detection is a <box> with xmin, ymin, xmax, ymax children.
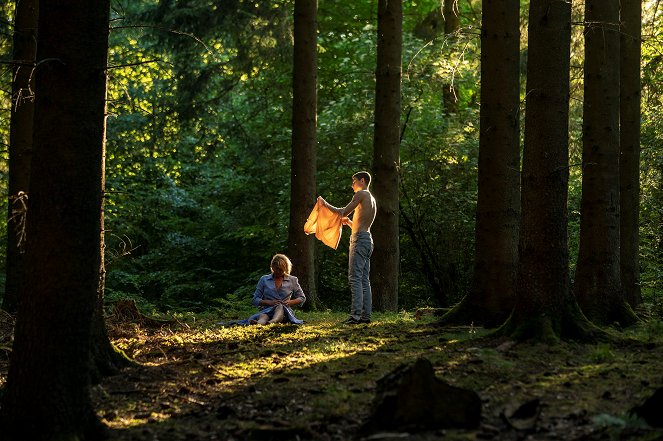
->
<box><xmin>304</xmin><ymin>202</ymin><xmax>343</xmax><ymax>249</ymax></box>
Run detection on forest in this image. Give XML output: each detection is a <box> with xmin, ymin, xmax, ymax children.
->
<box><xmin>0</xmin><ymin>0</ymin><xmax>661</xmax><ymax>440</ymax></box>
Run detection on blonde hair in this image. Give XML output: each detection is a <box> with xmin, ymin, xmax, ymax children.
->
<box><xmin>271</xmin><ymin>254</ymin><xmax>292</xmax><ymax>276</ymax></box>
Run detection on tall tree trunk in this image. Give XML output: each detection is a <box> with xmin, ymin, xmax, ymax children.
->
<box><xmin>288</xmin><ymin>0</ymin><xmax>318</xmax><ymax>309</ymax></box>
<box><xmin>499</xmin><ymin>0</ymin><xmax>599</xmax><ymax>342</ymax></box>
<box><xmin>442</xmin><ymin>0</ymin><xmax>459</xmax><ymax>114</ymax></box>
<box><xmin>2</xmin><ymin>0</ymin><xmax>38</xmax><ymax>313</ymax></box>
<box><xmin>619</xmin><ymin>0</ymin><xmax>642</xmax><ymax>308</ymax></box>
<box><xmin>439</xmin><ymin>0</ymin><xmax>520</xmax><ymax>327</ymax></box>
<box><xmin>91</xmin><ymin>84</ymin><xmax>133</xmax><ymax>381</ymax></box>
<box><xmin>574</xmin><ymin>0</ymin><xmax>637</xmax><ymax>326</ymax></box>
<box><xmin>0</xmin><ymin>0</ymin><xmax>112</xmax><ymax>438</ymax></box>
<box><xmin>371</xmin><ymin>0</ymin><xmax>402</xmax><ymax>312</ymax></box>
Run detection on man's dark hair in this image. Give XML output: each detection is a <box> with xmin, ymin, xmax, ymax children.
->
<box><xmin>353</xmin><ymin>171</ymin><xmax>372</xmax><ymax>187</ymax></box>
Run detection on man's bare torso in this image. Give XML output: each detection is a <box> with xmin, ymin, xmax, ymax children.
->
<box><xmin>344</xmin><ymin>190</ymin><xmax>376</xmax><ymax>234</ymax></box>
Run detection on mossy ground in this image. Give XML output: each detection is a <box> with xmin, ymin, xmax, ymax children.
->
<box><xmin>2</xmin><ymin>311</ymin><xmax>663</xmax><ymax>440</ymax></box>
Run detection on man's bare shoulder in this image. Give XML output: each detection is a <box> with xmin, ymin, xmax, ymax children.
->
<box><xmin>359</xmin><ymin>190</ymin><xmax>375</xmax><ymax>205</ymax></box>
<box><xmin>356</xmin><ymin>189</ymin><xmax>373</xmax><ymax>200</ymax></box>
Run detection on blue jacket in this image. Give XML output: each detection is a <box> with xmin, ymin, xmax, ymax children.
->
<box><xmin>249</xmin><ymin>273</ymin><xmax>306</xmax><ymax>324</ymax></box>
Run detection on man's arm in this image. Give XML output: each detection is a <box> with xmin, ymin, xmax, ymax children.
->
<box><xmin>318</xmin><ymin>193</ymin><xmax>361</xmax><ymax>217</ymax></box>
<box><xmin>317</xmin><ymin>196</ymin><xmax>340</xmax><ymax>213</ymax></box>
<box><xmin>340</xmin><ymin>192</ymin><xmax>362</xmax><ymax>216</ymax></box>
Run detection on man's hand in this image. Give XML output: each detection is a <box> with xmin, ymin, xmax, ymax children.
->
<box><xmin>342</xmin><ymin>216</ymin><xmax>353</xmax><ymax>227</ymax></box>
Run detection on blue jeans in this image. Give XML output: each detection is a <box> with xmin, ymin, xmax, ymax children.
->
<box><xmin>348</xmin><ymin>232</ymin><xmax>373</xmax><ymax>320</ymax></box>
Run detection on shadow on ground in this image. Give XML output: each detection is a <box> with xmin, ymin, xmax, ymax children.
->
<box><xmin>91</xmin><ymin>315</ymin><xmax>663</xmax><ymax>441</ymax></box>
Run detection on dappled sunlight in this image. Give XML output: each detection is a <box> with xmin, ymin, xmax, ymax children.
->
<box><xmin>83</xmin><ymin>311</ymin><xmax>663</xmax><ymax>440</ymax></box>
<box><xmin>96</xmin><ymin>312</ymin><xmax>473</xmax><ymax>433</ymax></box>
<box><xmin>0</xmin><ymin>311</ymin><xmax>641</xmax><ymax>439</ymax></box>
<box><xmin>112</xmin><ymin>314</ymin><xmax>432</xmax><ymax>392</ymax></box>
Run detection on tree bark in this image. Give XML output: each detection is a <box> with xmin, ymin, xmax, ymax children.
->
<box><xmin>288</xmin><ymin>0</ymin><xmax>319</xmax><ymax>309</ymax></box>
<box><xmin>574</xmin><ymin>0</ymin><xmax>637</xmax><ymax>327</ymax></box>
<box><xmin>500</xmin><ymin>0</ymin><xmax>599</xmax><ymax>342</ymax></box>
<box><xmin>439</xmin><ymin>0</ymin><xmax>520</xmax><ymax>327</ymax></box>
<box><xmin>91</xmin><ymin>85</ymin><xmax>133</xmax><ymax>381</ymax></box>
<box><xmin>371</xmin><ymin>0</ymin><xmax>402</xmax><ymax>312</ymax></box>
<box><xmin>619</xmin><ymin>0</ymin><xmax>642</xmax><ymax>308</ymax></box>
<box><xmin>2</xmin><ymin>0</ymin><xmax>38</xmax><ymax>313</ymax></box>
<box><xmin>0</xmin><ymin>0</ymin><xmax>112</xmax><ymax>438</ymax></box>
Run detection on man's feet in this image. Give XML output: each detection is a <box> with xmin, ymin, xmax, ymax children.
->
<box><xmin>343</xmin><ymin>316</ymin><xmax>362</xmax><ymax>325</ymax></box>
<box><xmin>343</xmin><ymin>316</ymin><xmax>371</xmax><ymax>325</ymax></box>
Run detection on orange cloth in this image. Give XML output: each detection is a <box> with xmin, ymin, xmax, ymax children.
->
<box><xmin>304</xmin><ymin>202</ymin><xmax>343</xmax><ymax>249</ymax></box>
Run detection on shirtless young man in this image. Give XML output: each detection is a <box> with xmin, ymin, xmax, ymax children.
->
<box><xmin>318</xmin><ymin>171</ymin><xmax>377</xmax><ymax>324</ymax></box>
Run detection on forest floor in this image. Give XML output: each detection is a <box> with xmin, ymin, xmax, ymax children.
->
<box><xmin>2</xmin><ymin>310</ymin><xmax>663</xmax><ymax>440</ymax></box>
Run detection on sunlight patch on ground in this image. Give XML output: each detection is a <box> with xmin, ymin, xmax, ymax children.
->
<box><xmin>86</xmin><ymin>311</ymin><xmax>663</xmax><ymax>440</ymax></box>
<box><xmin>93</xmin><ymin>312</ymin><xmax>495</xmax><ymax>434</ymax></box>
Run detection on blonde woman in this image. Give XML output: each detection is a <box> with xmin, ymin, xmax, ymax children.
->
<box><xmin>248</xmin><ymin>254</ymin><xmax>306</xmax><ymax>325</ymax></box>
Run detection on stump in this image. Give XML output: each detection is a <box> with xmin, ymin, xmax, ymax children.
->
<box><xmin>363</xmin><ymin>357</ymin><xmax>481</xmax><ymax>432</ymax></box>
<box><xmin>108</xmin><ymin>299</ymin><xmax>178</xmax><ymax>328</ymax></box>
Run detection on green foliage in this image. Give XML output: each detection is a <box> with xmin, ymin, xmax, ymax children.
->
<box><xmin>99</xmin><ymin>0</ymin><xmax>487</xmax><ymax>311</ymax></box>
<box><xmin>396</xmin><ymin>3</ymin><xmax>481</xmax><ymax>306</ymax></box>
<box><xmin>590</xmin><ymin>344</ymin><xmax>616</xmax><ymax>363</ymax></box>
<box><xmin>641</xmin><ymin>318</ymin><xmax>663</xmax><ymax>343</ymax></box>
<box><xmin>0</xmin><ymin>3</ymin><xmax>12</xmax><ymax>286</ymax></box>
<box><xmin>77</xmin><ymin>1</ymin><xmax>663</xmax><ymax>312</ymax></box>
<box><xmin>102</xmin><ymin>0</ymin><xmax>297</xmax><ymax>307</ymax></box>
<box><xmin>591</xmin><ymin>411</ymin><xmax>650</xmax><ymax>438</ymax></box>
<box><xmin>626</xmin><ymin>299</ymin><xmax>663</xmax><ymax>342</ymax></box>
<box><xmin>639</xmin><ymin>3</ymin><xmax>663</xmax><ymax>302</ymax></box>
<box><xmin>0</xmin><ymin>0</ymin><xmax>659</xmax><ymax>315</ymax></box>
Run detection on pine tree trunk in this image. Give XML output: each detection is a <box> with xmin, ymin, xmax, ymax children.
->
<box><xmin>371</xmin><ymin>0</ymin><xmax>402</xmax><ymax>312</ymax></box>
<box><xmin>619</xmin><ymin>0</ymin><xmax>642</xmax><ymax>308</ymax></box>
<box><xmin>0</xmin><ymin>0</ymin><xmax>111</xmax><ymax>438</ymax></box>
<box><xmin>288</xmin><ymin>0</ymin><xmax>318</xmax><ymax>309</ymax></box>
<box><xmin>439</xmin><ymin>0</ymin><xmax>520</xmax><ymax>327</ymax></box>
<box><xmin>575</xmin><ymin>0</ymin><xmax>637</xmax><ymax>327</ymax></box>
<box><xmin>2</xmin><ymin>0</ymin><xmax>38</xmax><ymax>313</ymax></box>
<box><xmin>500</xmin><ymin>0</ymin><xmax>598</xmax><ymax>342</ymax></box>
<box><xmin>91</xmin><ymin>93</ymin><xmax>132</xmax><ymax>381</ymax></box>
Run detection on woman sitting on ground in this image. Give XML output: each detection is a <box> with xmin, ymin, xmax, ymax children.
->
<box><xmin>248</xmin><ymin>254</ymin><xmax>306</xmax><ymax>325</ymax></box>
